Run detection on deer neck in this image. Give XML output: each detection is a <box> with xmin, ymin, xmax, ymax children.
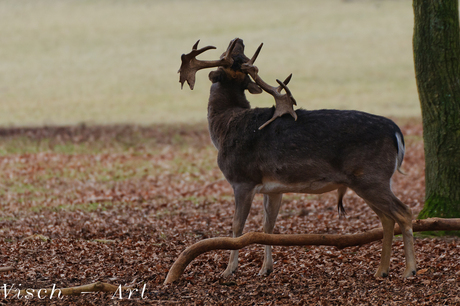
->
<box><xmin>207</xmin><ymin>82</ymin><xmax>251</xmax><ymax>149</ymax></box>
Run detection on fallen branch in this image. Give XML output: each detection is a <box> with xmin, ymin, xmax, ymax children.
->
<box><xmin>17</xmin><ymin>282</ymin><xmax>129</xmax><ymax>297</ymax></box>
<box><xmin>164</xmin><ymin>218</ymin><xmax>460</xmax><ymax>284</ymax></box>
<box><xmin>0</xmin><ymin>266</ymin><xmax>14</xmax><ymax>272</ymax></box>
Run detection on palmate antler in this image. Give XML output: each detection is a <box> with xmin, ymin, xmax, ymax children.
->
<box><xmin>241</xmin><ymin>43</ymin><xmax>297</xmax><ymax>130</ymax></box>
<box><xmin>178</xmin><ymin>39</ymin><xmax>237</xmax><ymax>90</ymax></box>
<box><xmin>178</xmin><ymin>39</ymin><xmax>298</xmax><ymax>129</ymax></box>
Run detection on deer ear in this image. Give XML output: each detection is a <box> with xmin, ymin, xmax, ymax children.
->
<box><xmin>247</xmin><ymin>79</ymin><xmax>263</xmax><ymax>94</ymax></box>
<box><xmin>209</xmin><ymin>70</ymin><xmax>224</xmax><ymax>83</ymax></box>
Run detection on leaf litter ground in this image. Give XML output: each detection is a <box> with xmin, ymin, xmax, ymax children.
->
<box><xmin>0</xmin><ymin>122</ymin><xmax>459</xmax><ymax>305</ymax></box>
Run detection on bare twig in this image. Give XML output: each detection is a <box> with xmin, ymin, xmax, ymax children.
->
<box><xmin>0</xmin><ymin>266</ymin><xmax>14</xmax><ymax>272</ymax></box>
<box><xmin>164</xmin><ymin>218</ymin><xmax>460</xmax><ymax>284</ymax></box>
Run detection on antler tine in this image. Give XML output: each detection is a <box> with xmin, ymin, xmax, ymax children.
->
<box><xmin>178</xmin><ymin>39</ymin><xmax>236</xmax><ymax>90</ymax></box>
<box><xmin>248</xmin><ymin>43</ymin><xmax>263</xmax><ymax>65</ymax></box>
<box><xmin>241</xmin><ymin>43</ymin><xmax>263</xmax><ymax>80</ymax></box>
<box><xmin>276</xmin><ymin>73</ymin><xmax>292</xmax><ymax>93</ymax></box>
<box><xmin>189</xmin><ymin>40</ymin><xmax>217</xmax><ymax>57</ymax></box>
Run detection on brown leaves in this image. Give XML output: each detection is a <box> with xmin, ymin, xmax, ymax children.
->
<box><xmin>0</xmin><ymin>122</ymin><xmax>459</xmax><ymax>304</ymax></box>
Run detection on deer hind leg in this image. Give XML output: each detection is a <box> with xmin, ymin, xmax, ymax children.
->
<box><xmin>372</xmin><ymin>211</ymin><xmax>395</xmax><ymax>277</ymax></box>
<box><xmin>259</xmin><ymin>193</ymin><xmax>283</xmax><ymax>276</ymax></box>
<box><xmin>392</xmin><ymin>196</ymin><xmax>416</xmax><ymax>278</ymax></box>
<box><xmin>354</xmin><ymin>184</ymin><xmax>416</xmax><ymax>278</ymax></box>
<box><xmin>221</xmin><ymin>184</ymin><xmax>256</xmax><ymax>277</ymax></box>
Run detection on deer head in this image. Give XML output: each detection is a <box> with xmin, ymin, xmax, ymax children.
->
<box><xmin>178</xmin><ymin>38</ymin><xmax>297</xmax><ymax>129</ymax></box>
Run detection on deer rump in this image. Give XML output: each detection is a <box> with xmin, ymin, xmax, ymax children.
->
<box><xmin>216</xmin><ymin>107</ymin><xmax>404</xmax><ymax>194</ymax></box>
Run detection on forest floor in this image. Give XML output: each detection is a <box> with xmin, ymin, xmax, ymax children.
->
<box><xmin>1</xmin><ymin>121</ymin><xmax>459</xmax><ymax>305</ymax></box>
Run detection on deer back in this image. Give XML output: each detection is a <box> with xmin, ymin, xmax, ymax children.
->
<box><xmin>211</xmin><ymin>107</ymin><xmax>404</xmax><ymax>190</ymax></box>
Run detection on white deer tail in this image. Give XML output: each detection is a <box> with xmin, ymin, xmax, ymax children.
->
<box><xmin>395</xmin><ymin>132</ymin><xmax>405</xmax><ymax>174</ymax></box>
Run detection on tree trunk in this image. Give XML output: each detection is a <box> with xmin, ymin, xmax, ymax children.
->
<box><xmin>413</xmin><ymin>0</ymin><xmax>460</xmax><ymax>219</ymax></box>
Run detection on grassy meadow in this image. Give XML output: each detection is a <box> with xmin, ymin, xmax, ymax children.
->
<box><xmin>0</xmin><ymin>0</ymin><xmax>419</xmax><ymax>127</ymax></box>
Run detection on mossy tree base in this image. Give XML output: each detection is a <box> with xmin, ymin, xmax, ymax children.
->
<box><xmin>418</xmin><ymin>195</ymin><xmax>460</xmax><ymax>236</ymax></box>
<box><xmin>419</xmin><ymin>196</ymin><xmax>460</xmax><ymax>219</ymax></box>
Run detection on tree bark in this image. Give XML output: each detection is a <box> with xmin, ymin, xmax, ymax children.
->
<box><xmin>164</xmin><ymin>218</ymin><xmax>460</xmax><ymax>284</ymax></box>
<box><xmin>413</xmin><ymin>0</ymin><xmax>460</xmax><ymax>219</ymax></box>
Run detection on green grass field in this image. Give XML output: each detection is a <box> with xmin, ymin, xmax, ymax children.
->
<box><xmin>0</xmin><ymin>0</ymin><xmax>418</xmax><ymax>127</ymax></box>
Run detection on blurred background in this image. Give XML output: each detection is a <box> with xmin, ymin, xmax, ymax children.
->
<box><xmin>0</xmin><ymin>0</ymin><xmax>418</xmax><ymax>127</ymax></box>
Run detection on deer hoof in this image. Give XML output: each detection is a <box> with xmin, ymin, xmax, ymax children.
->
<box><xmin>402</xmin><ymin>269</ymin><xmax>416</xmax><ymax>278</ymax></box>
<box><xmin>221</xmin><ymin>267</ymin><xmax>236</xmax><ymax>278</ymax></box>
<box><xmin>374</xmin><ymin>269</ymin><xmax>389</xmax><ymax>278</ymax></box>
<box><xmin>258</xmin><ymin>266</ymin><xmax>273</xmax><ymax>276</ymax></box>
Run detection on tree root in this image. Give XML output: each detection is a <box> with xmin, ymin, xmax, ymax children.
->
<box><xmin>164</xmin><ymin>218</ymin><xmax>460</xmax><ymax>284</ymax></box>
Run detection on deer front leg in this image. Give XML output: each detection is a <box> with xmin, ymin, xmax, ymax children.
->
<box><xmin>221</xmin><ymin>184</ymin><xmax>255</xmax><ymax>277</ymax></box>
<box><xmin>259</xmin><ymin>193</ymin><xmax>283</xmax><ymax>276</ymax></box>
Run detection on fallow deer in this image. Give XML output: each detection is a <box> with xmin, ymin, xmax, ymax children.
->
<box><xmin>178</xmin><ymin>38</ymin><xmax>416</xmax><ymax>278</ymax></box>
